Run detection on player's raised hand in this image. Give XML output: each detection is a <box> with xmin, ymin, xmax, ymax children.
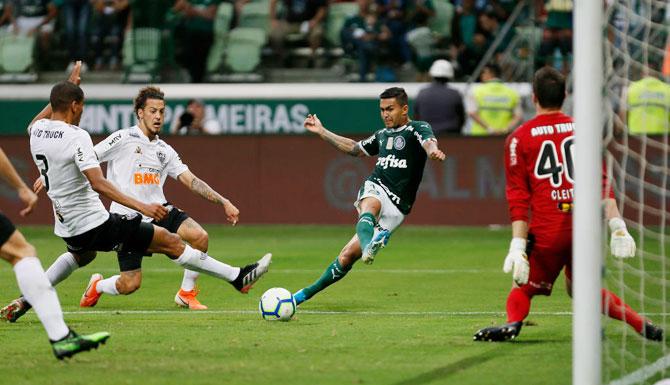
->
<box><xmin>223</xmin><ymin>199</ymin><xmax>240</xmax><ymax>226</ymax></box>
<box><xmin>609</xmin><ymin>217</ymin><xmax>636</xmax><ymax>258</ymax></box>
<box><xmin>502</xmin><ymin>238</ymin><xmax>529</xmax><ymax>285</ymax></box>
<box><xmin>67</xmin><ymin>60</ymin><xmax>82</xmax><ymax>85</ymax></box>
<box><xmin>142</xmin><ymin>203</ymin><xmax>169</xmax><ymax>222</ymax></box>
<box><xmin>303</xmin><ymin>113</ymin><xmax>324</xmax><ymax>134</ymax></box>
<box><xmin>17</xmin><ymin>186</ymin><xmax>38</xmax><ymax>217</ymax></box>
<box><xmin>33</xmin><ymin>177</ymin><xmax>44</xmax><ymax>194</ymax></box>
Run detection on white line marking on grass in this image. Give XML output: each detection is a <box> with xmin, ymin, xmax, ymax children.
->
<box><xmin>608</xmin><ymin>354</ymin><xmax>670</xmax><ymax>385</ymax></box>
<box><xmin>55</xmin><ymin>310</ymin><xmax>670</xmax><ymax>317</ymax></box>
<box><xmin>58</xmin><ymin>309</ymin><xmax>571</xmax><ymax>316</ymax></box>
<box><xmin>90</xmin><ymin>268</ymin><xmax>498</xmax><ymax>274</ymax></box>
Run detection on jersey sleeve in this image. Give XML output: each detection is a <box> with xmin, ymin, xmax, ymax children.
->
<box><xmin>358</xmin><ymin>132</ymin><xmax>379</xmax><ymax>156</ymax></box>
<box><xmin>94</xmin><ymin>130</ymin><xmax>127</xmax><ymax>162</ymax></box>
<box><xmin>505</xmin><ymin>131</ymin><xmax>531</xmax><ymax>222</ymax></box>
<box><xmin>73</xmin><ymin>131</ymin><xmax>100</xmax><ymax>172</ymax></box>
<box><xmin>165</xmin><ymin>145</ymin><xmax>189</xmax><ymax>179</ymax></box>
<box><xmin>412</xmin><ymin>121</ymin><xmax>436</xmax><ymax>144</ymax></box>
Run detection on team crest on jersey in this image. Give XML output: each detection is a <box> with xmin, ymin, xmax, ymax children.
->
<box><xmin>157</xmin><ymin>151</ymin><xmax>166</xmax><ymax>164</ymax></box>
<box><xmin>393</xmin><ymin>136</ymin><xmax>405</xmax><ymax>150</ymax></box>
<box><xmin>135</xmin><ymin>146</ymin><xmax>142</xmax><ymax>154</ymax></box>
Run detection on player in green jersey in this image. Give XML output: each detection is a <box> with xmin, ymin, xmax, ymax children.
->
<box><xmin>293</xmin><ymin>87</ymin><xmax>445</xmax><ymax>305</ymax></box>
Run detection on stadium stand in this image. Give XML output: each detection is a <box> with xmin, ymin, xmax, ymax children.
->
<box><xmin>0</xmin><ymin>0</ymin><xmax>613</xmax><ymax>84</ymax></box>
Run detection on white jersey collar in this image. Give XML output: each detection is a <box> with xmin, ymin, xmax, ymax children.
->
<box><xmin>132</xmin><ymin>125</ymin><xmax>160</xmax><ymax>143</ymax></box>
<box><xmin>384</xmin><ymin>121</ymin><xmax>411</xmax><ymax>133</ymax></box>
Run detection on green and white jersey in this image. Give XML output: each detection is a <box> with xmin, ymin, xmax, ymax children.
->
<box><xmin>358</xmin><ymin>120</ymin><xmax>435</xmax><ymax>215</ymax></box>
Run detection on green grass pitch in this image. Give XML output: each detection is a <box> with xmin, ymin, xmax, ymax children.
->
<box><xmin>0</xmin><ymin>225</ymin><xmax>661</xmax><ymax>385</ymax></box>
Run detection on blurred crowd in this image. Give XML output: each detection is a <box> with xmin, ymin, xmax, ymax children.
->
<box><xmin>0</xmin><ymin>0</ymin><xmax>627</xmax><ymax>82</ymax></box>
<box><xmin>0</xmin><ymin>0</ymin><xmax>667</xmax><ymax>136</ymax></box>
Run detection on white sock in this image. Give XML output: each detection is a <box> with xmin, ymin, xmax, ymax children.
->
<box><xmin>96</xmin><ymin>275</ymin><xmax>120</xmax><ymax>295</ymax></box>
<box><xmin>181</xmin><ymin>269</ymin><xmax>199</xmax><ymax>291</ymax></box>
<box><xmin>45</xmin><ymin>252</ymin><xmax>79</xmax><ymax>286</ymax></box>
<box><xmin>14</xmin><ymin>257</ymin><xmax>69</xmax><ymax>341</ymax></box>
<box><xmin>174</xmin><ymin>245</ymin><xmax>240</xmax><ymax>282</ymax></box>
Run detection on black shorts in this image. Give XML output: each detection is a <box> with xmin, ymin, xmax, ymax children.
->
<box><xmin>0</xmin><ymin>212</ymin><xmax>16</xmax><ymax>247</ymax></box>
<box><xmin>116</xmin><ymin>206</ymin><xmax>189</xmax><ymax>272</ymax></box>
<box><xmin>63</xmin><ymin>213</ymin><xmax>155</xmax><ymax>256</ymax></box>
<box><xmin>154</xmin><ymin>205</ymin><xmax>190</xmax><ymax>233</ymax></box>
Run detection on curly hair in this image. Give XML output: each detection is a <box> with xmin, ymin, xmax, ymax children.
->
<box><xmin>134</xmin><ymin>86</ymin><xmax>165</xmax><ymax>117</ymax></box>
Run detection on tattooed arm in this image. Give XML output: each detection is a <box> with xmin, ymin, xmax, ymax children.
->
<box><xmin>303</xmin><ymin>113</ymin><xmax>364</xmax><ymax>157</ymax></box>
<box><xmin>177</xmin><ymin>170</ymin><xmax>239</xmax><ymax>224</ymax></box>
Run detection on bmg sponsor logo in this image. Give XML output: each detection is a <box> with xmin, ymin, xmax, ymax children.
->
<box><xmin>134</xmin><ymin>173</ymin><xmax>161</xmax><ymax>185</ymax></box>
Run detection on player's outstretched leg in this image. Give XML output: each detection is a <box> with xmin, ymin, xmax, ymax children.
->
<box><xmin>175</xmin><ymin>270</ymin><xmax>207</xmax><ymax>310</ymax></box>
<box><xmin>51</xmin><ymin>330</ymin><xmax>110</xmax><ymax>360</ymax></box>
<box><xmin>294</xmin><ymin>257</ymin><xmax>352</xmax><ymax>305</ymax></box>
<box><xmin>602</xmin><ymin>289</ymin><xmax>664</xmax><ymax>342</ymax></box>
<box><xmin>473</xmin><ymin>321</ymin><xmax>523</xmax><ymax>342</ymax></box>
<box><xmin>151</xmin><ymin>227</ymin><xmax>272</xmax><ymax>293</ymax></box>
<box><xmin>230</xmin><ymin>253</ymin><xmax>272</xmax><ymax>293</ymax></box>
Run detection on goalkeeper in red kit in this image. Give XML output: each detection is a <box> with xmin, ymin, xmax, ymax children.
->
<box><xmin>473</xmin><ymin>67</ymin><xmax>664</xmax><ymax>342</ymax></box>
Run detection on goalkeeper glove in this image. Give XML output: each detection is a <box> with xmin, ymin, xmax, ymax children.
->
<box><xmin>609</xmin><ymin>217</ymin><xmax>636</xmax><ymax>258</ymax></box>
<box><xmin>502</xmin><ymin>237</ymin><xmax>529</xmax><ymax>285</ymax></box>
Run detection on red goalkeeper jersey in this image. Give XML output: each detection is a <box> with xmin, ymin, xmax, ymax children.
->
<box><xmin>504</xmin><ymin>111</ymin><xmax>613</xmax><ymax>237</ymax></box>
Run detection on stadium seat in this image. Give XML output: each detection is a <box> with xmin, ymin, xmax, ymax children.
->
<box><xmin>0</xmin><ymin>35</ymin><xmax>35</xmax><ymax>73</ymax></box>
<box><xmin>123</xmin><ymin>28</ymin><xmax>163</xmax><ymax>82</ymax></box>
<box><xmin>207</xmin><ymin>2</ymin><xmax>235</xmax><ymax>73</ymax></box>
<box><xmin>407</xmin><ymin>26</ymin><xmax>435</xmax><ymax>70</ymax></box>
<box><xmin>214</xmin><ymin>2</ymin><xmax>234</xmax><ymax>39</ymax></box>
<box><xmin>429</xmin><ymin>0</ymin><xmax>454</xmax><ymax>41</ymax></box>
<box><xmin>224</xmin><ymin>27</ymin><xmax>266</xmax><ymax>73</ymax></box>
<box><xmin>325</xmin><ymin>2</ymin><xmax>359</xmax><ymax>48</ymax></box>
<box><xmin>238</xmin><ymin>3</ymin><xmax>270</xmax><ymax>33</ymax></box>
<box><xmin>123</xmin><ymin>0</ymin><xmax>174</xmax><ymax>82</ymax></box>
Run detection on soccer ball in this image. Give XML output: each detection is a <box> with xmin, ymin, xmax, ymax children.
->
<box><xmin>259</xmin><ymin>287</ymin><xmax>296</xmax><ymax>322</ymax></box>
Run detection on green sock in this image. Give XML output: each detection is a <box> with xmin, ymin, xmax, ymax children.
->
<box><xmin>301</xmin><ymin>258</ymin><xmax>352</xmax><ymax>300</ymax></box>
<box><xmin>356</xmin><ymin>212</ymin><xmax>377</xmax><ymax>251</ymax></box>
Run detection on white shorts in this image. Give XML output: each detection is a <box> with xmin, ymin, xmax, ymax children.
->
<box><xmin>354</xmin><ymin>180</ymin><xmax>405</xmax><ymax>235</ymax></box>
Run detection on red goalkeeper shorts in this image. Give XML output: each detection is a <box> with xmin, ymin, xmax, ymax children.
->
<box><xmin>519</xmin><ymin>231</ymin><xmax>573</xmax><ymax>297</ymax></box>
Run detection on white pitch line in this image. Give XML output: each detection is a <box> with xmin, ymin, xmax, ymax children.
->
<box><xmin>84</xmin><ymin>268</ymin><xmax>499</xmax><ymax>274</ymax></box>
<box><xmin>608</xmin><ymin>354</ymin><xmax>670</xmax><ymax>385</ymax></box>
<box><xmin>57</xmin><ymin>309</ymin><xmax>564</xmax><ymax>316</ymax></box>
<box><xmin>50</xmin><ymin>310</ymin><xmax>670</xmax><ymax>317</ymax></box>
